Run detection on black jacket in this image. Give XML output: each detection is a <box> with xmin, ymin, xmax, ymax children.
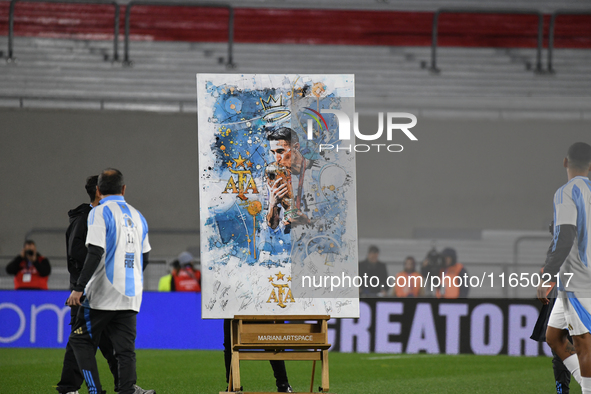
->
<box><xmin>65</xmin><ymin>203</ymin><xmax>92</xmax><ymax>290</ymax></box>
<box><xmin>359</xmin><ymin>259</ymin><xmax>389</xmax><ymax>295</ymax></box>
<box><xmin>6</xmin><ymin>254</ymin><xmax>51</xmax><ymax>276</ymax></box>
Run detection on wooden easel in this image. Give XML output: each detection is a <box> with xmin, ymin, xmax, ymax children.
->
<box><xmin>225</xmin><ymin>315</ymin><xmax>332</xmax><ymax>394</ymax></box>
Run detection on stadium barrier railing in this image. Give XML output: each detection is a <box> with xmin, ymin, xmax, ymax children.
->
<box><xmin>5</xmin><ymin>0</ymin><xmax>235</xmax><ymax>67</ymax></box>
<box><xmin>426</xmin><ymin>7</ymin><xmax>544</xmax><ymax>74</ymax></box>
<box><xmin>7</xmin><ymin>0</ymin><xmax>120</xmax><ymax>62</ymax></box>
<box><xmin>0</xmin><ymin>255</ymin><xmax>546</xmax><ymax>296</ymax></box>
<box><xmin>6</xmin><ymin>228</ymin><xmax>549</xmax><ymax>296</ymax></box>
<box><xmin>547</xmin><ymin>9</ymin><xmax>591</xmax><ymax>73</ymax></box>
<box><xmin>0</xmin><ymin>227</ymin><xmax>201</xmax><ymax>290</ymax></box>
<box><xmin>123</xmin><ymin>1</ymin><xmax>235</xmax><ymax>67</ymax></box>
<box><xmin>7</xmin><ymin>3</ymin><xmax>590</xmax><ymax>74</ymax></box>
<box><xmin>24</xmin><ymin>226</ymin><xmax>200</xmax><ymax>243</ymax></box>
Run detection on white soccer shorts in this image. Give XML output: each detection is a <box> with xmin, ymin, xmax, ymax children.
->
<box><xmin>548</xmin><ymin>294</ymin><xmax>591</xmax><ymax>336</ymax></box>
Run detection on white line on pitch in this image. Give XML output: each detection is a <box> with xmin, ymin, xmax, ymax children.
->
<box><xmin>365</xmin><ymin>355</ymin><xmax>438</xmax><ymax>360</ymax></box>
<box><xmin>365</xmin><ymin>354</ymin><xmax>469</xmax><ymax>360</ymax></box>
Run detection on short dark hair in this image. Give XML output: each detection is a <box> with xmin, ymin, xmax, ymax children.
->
<box><xmin>85</xmin><ymin>175</ymin><xmax>98</xmax><ymax>203</ymax></box>
<box><xmin>24</xmin><ymin>240</ymin><xmax>35</xmax><ymax>247</ymax></box>
<box><xmin>441</xmin><ymin>247</ymin><xmax>457</xmax><ymax>264</ymax></box>
<box><xmin>368</xmin><ymin>245</ymin><xmax>379</xmax><ymax>254</ymax></box>
<box><xmin>404</xmin><ymin>256</ymin><xmax>416</xmax><ymax>270</ymax></box>
<box><xmin>98</xmin><ymin>168</ymin><xmax>124</xmax><ymax>195</ymax></box>
<box><xmin>266</xmin><ymin>127</ymin><xmax>299</xmax><ymax>145</ymax></box>
<box><xmin>567</xmin><ymin>142</ymin><xmax>591</xmax><ymax>171</ymax></box>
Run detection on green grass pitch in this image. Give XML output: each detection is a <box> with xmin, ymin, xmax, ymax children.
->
<box><xmin>0</xmin><ymin>348</ymin><xmax>577</xmax><ymax>393</ymax></box>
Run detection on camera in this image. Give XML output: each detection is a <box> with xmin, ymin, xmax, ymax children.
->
<box><xmin>421</xmin><ymin>247</ymin><xmax>443</xmax><ymax>278</ymax></box>
<box><xmin>25</xmin><ymin>250</ymin><xmax>34</xmax><ymax>257</ymax></box>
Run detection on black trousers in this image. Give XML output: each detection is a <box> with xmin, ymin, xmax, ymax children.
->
<box><xmin>69</xmin><ymin>307</ymin><xmax>138</xmax><ymax>394</ymax></box>
<box><xmin>552</xmin><ymin>350</ymin><xmax>571</xmax><ymax>394</ymax></box>
<box><xmin>530</xmin><ymin>293</ymin><xmax>571</xmax><ymax>394</ymax></box>
<box><xmin>57</xmin><ymin>305</ymin><xmax>119</xmax><ymax>393</ymax></box>
<box><xmin>223</xmin><ymin>319</ymin><xmax>288</xmax><ymax>387</ymax></box>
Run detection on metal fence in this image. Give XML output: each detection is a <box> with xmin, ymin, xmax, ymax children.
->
<box><xmin>0</xmin><ymin>227</ymin><xmax>551</xmax><ymax>298</ymax></box>
<box><xmin>5</xmin><ymin>2</ymin><xmax>590</xmax><ymax>73</ymax></box>
<box><xmin>7</xmin><ymin>0</ymin><xmax>120</xmax><ymax>62</ymax></box>
<box><xmin>425</xmin><ymin>7</ymin><xmax>544</xmax><ymax>73</ymax></box>
<box><xmin>6</xmin><ymin>0</ymin><xmax>235</xmax><ymax>66</ymax></box>
<box><xmin>0</xmin><ymin>256</ymin><xmax>174</xmax><ymax>291</ymax></box>
<box><xmin>123</xmin><ymin>1</ymin><xmax>234</xmax><ymax>67</ymax></box>
<box><xmin>547</xmin><ymin>9</ymin><xmax>591</xmax><ymax>72</ymax></box>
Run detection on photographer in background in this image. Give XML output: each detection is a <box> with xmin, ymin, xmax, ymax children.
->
<box><xmin>436</xmin><ymin>247</ymin><xmax>469</xmax><ymax>299</ymax></box>
<box><xmin>421</xmin><ymin>247</ymin><xmax>469</xmax><ymax>298</ymax></box>
<box><xmin>421</xmin><ymin>247</ymin><xmax>443</xmax><ymax>297</ymax></box>
<box><xmin>6</xmin><ymin>239</ymin><xmax>51</xmax><ymax>290</ymax></box>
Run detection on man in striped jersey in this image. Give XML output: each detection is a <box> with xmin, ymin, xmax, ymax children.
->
<box><xmin>66</xmin><ymin>168</ymin><xmax>154</xmax><ymax>394</ymax></box>
<box><xmin>538</xmin><ymin>142</ymin><xmax>591</xmax><ymax>394</ymax></box>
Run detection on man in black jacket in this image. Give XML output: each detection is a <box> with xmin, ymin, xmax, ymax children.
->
<box><xmin>359</xmin><ymin>245</ymin><xmax>388</xmax><ymax>297</ymax></box>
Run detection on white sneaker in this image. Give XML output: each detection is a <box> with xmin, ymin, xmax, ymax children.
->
<box><xmin>65</xmin><ymin>392</ymin><xmax>79</xmax><ymax>394</ymax></box>
<box><xmin>134</xmin><ymin>384</ymin><xmax>155</xmax><ymax>394</ymax></box>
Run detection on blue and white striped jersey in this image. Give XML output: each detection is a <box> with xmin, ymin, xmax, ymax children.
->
<box><xmin>85</xmin><ymin>195</ymin><xmax>150</xmax><ymax>311</ymax></box>
<box><xmin>553</xmin><ymin>176</ymin><xmax>591</xmax><ymax>295</ymax></box>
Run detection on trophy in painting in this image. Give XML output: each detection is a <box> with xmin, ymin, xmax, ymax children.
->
<box><xmin>265</xmin><ymin>163</ymin><xmax>299</xmax><ymax>220</ymax></box>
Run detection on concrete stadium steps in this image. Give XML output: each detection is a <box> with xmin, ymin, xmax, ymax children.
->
<box><xmin>360</xmin><ymin>230</ymin><xmax>551</xmax><ymax>297</ymax></box>
<box><xmin>6</xmin><ymin>36</ymin><xmax>591</xmax><ymax>68</ymax></box>
<box><xmin>1</xmin><ymin>37</ymin><xmax>590</xmax><ymax>114</ymax></box>
<box><xmin>361</xmin><ymin>230</ymin><xmax>551</xmax><ymax>267</ymax></box>
<box><xmin>6</xmin><ymin>36</ymin><xmax>591</xmax><ymax>66</ymax></box>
